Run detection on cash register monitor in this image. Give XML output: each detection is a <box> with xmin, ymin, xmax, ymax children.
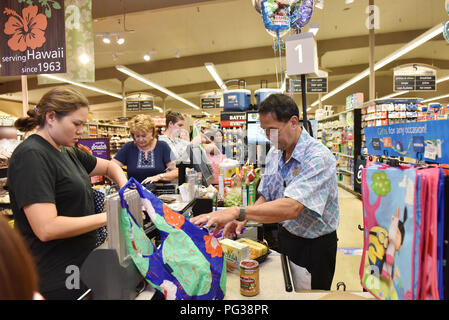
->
<box><xmin>180</xmin><ymin>144</ymin><xmax>214</xmax><ymax>187</ymax></box>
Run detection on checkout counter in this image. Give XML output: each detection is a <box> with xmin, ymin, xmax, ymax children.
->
<box><xmin>80</xmin><ymin>188</ymin><xmax>373</xmax><ymax>301</ymax></box>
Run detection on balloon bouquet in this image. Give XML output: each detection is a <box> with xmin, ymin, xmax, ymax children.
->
<box><xmin>444</xmin><ymin>0</ymin><xmax>449</xmax><ymax>43</ymax></box>
<box><xmin>252</xmin><ymin>0</ymin><xmax>316</xmax><ymax>83</ymax></box>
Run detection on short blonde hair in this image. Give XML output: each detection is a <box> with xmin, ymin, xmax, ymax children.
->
<box><xmin>129</xmin><ymin>114</ymin><xmax>156</xmax><ymax>137</ymax></box>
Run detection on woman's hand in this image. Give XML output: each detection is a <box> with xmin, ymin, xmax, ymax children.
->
<box><xmin>142</xmin><ymin>174</ymin><xmax>162</xmax><ymax>184</ymax></box>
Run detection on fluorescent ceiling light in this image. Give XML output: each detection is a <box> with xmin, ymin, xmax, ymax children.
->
<box><xmin>202</xmin><ymin>111</ymin><xmax>211</xmax><ymax>116</ymax></box>
<box><xmin>204</xmin><ymin>62</ymin><xmax>227</xmax><ymax>90</ymax></box>
<box><xmin>310</xmin><ymin>23</ymin><xmax>443</xmax><ymax>107</ymax></box>
<box><xmin>154</xmin><ymin>106</ymin><xmax>163</xmax><ymax>113</ymax></box>
<box><xmin>422</xmin><ymin>93</ymin><xmax>449</xmax><ymax>103</ymax></box>
<box><xmin>437</xmin><ymin>75</ymin><xmax>449</xmax><ymax>83</ymax></box>
<box><xmin>379</xmin><ymin>91</ymin><xmax>409</xmax><ymax>99</ymax></box>
<box><xmin>41</xmin><ymin>74</ymin><xmax>123</xmax><ymax>99</ymax></box>
<box><xmin>116</xmin><ymin>65</ymin><xmax>200</xmax><ymax>110</ymax></box>
<box><xmin>345</xmin><ymin>0</ymin><xmax>354</xmax><ymax>4</ymax></box>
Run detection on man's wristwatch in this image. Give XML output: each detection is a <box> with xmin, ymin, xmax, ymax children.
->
<box><xmin>237</xmin><ymin>206</ymin><xmax>246</xmax><ymax>222</ymax></box>
<box><xmin>159</xmin><ymin>173</ymin><xmax>165</xmax><ymax>180</ymax></box>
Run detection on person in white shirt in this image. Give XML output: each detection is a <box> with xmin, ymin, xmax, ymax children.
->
<box><xmin>158</xmin><ymin>111</ymin><xmax>189</xmax><ymax>161</ymax></box>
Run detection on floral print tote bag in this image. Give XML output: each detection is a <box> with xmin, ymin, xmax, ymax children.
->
<box><xmin>119</xmin><ymin>177</ymin><xmax>226</xmax><ymax>300</ymax></box>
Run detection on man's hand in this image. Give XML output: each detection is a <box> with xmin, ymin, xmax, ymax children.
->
<box><xmin>222</xmin><ymin>220</ymin><xmax>247</xmax><ymax>239</ymax></box>
<box><xmin>190</xmin><ymin>206</ymin><xmax>240</xmax><ymax>235</ymax></box>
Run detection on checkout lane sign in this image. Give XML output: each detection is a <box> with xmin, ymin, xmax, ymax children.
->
<box><xmin>0</xmin><ymin>0</ymin><xmax>66</xmax><ymax>76</ymax></box>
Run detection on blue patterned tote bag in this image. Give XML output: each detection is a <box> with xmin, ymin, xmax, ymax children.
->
<box><xmin>119</xmin><ymin>177</ymin><xmax>226</xmax><ymax>300</ymax></box>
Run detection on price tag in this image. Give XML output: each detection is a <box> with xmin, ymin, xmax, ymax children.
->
<box><xmin>424</xmin><ymin>147</ymin><xmax>437</xmax><ymax>160</ymax></box>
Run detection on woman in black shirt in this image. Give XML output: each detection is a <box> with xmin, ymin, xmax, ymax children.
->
<box><xmin>8</xmin><ymin>87</ymin><xmax>127</xmax><ymax>300</ymax></box>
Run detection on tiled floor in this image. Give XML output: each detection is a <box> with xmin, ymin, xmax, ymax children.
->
<box><xmin>331</xmin><ymin>187</ymin><xmax>365</xmax><ymax>291</ymax></box>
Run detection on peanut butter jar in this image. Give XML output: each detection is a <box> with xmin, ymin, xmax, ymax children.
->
<box><xmin>240</xmin><ymin>259</ymin><xmax>259</xmax><ymax>296</ymax></box>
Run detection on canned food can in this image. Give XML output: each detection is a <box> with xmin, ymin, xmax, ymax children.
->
<box><xmin>240</xmin><ymin>259</ymin><xmax>259</xmax><ymax>296</ymax></box>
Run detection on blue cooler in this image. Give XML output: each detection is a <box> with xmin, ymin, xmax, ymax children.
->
<box><xmin>254</xmin><ymin>88</ymin><xmax>283</xmax><ymax>107</ymax></box>
<box><xmin>223</xmin><ymin>89</ymin><xmax>251</xmax><ymax>111</ymax></box>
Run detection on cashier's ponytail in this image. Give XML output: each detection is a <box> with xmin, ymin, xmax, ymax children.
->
<box><xmin>15</xmin><ymin>87</ymin><xmax>89</xmax><ymax>132</ymax></box>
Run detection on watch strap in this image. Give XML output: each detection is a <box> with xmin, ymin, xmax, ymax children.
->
<box><xmin>237</xmin><ymin>206</ymin><xmax>246</xmax><ymax>222</ymax></box>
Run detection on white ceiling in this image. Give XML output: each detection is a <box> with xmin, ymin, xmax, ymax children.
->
<box><xmin>0</xmin><ymin>0</ymin><xmax>448</xmax><ymax>120</ymax></box>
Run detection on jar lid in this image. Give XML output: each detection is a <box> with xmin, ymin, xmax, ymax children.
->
<box><xmin>240</xmin><ymin>259</ymin><xmax>259</xmax><ymax>269</ymax></box>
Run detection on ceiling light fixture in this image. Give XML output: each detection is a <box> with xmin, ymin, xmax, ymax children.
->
<box><xmin>40</xmin><ymin>74</ymin><xmax>123</xmax><ymax>99</ymax></box>
<box><xmin>102</xmin><ymin>36</ymin><xmax>111</xmax><ymax>44</ymax></box>
<box><xmin>116</xmin><ymin>36</ymin><xmax>125</xmax><ymax>45</ymax></box>
<box><xmin>79</xmin><ymin>53</ymin><xmax>90</xmax><ymax>64</ymax></box>
<box><xmin>116</xmin><ymin>65</ymin><xmax>200</xmax><ymax>110</ymax></box>
<box><xmin>204</xmin><ymin>62</ymin><xmax>227</xmax><ymax>90</ymax></box>
<box><xmin>310</xmin><ymin>23</ymin><xmax>444</xmax><ymax>107</ymax></box>
<box><xmin>422</xmin><ymin>93</ymin><xmax>449</xmax><ymax>103</ymax></box>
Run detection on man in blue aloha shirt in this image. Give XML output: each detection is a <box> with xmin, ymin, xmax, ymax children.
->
<box><xmin>192</xmin><ymin>94</ymin><xmax>339</xmax><ymax>290</ymax></box>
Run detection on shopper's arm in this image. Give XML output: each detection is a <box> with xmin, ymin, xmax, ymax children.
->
<box><xmin>220</xmin><ymin>195</ymin><xmax>267</xmax><ymax>238</ymax></box>
<box><xmin>191</xmin><ymin>197</ymin><xmax>303</xmax><ymax>235</ymax></box>
<box><xmin>90</xmin><ymin>157</ymin><xmax>128</xmax><ymax>188</ymax></box>
<box><xmin>142</xmin><ymin>162</ymin><xmax>178</xmax><ymax>184</ymax></box>
<box><xmin>23</xmin><ymin>203</ymin><xmax>106</xmax><ymax>242</ymax></box>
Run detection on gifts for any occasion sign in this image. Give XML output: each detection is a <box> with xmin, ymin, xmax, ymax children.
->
<box><xmin>1</xmin><ymin>0</ymin><xmax>66</xmax><ymax>76</ymax></box>
<box><xmin>364</xmin><ymin>119</ymin><xmax>449</xmax><ymax>164</ymax></box>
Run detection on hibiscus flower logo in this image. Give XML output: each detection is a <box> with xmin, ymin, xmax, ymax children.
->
<box><xmin>3</xmin><ymin>5</ymin><xmax>48</xmax><ymax>52</ymax></box>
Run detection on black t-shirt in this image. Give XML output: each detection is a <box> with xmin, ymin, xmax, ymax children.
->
<box><xmin>8</xmin><ymin>134</ymin><xmax>97</xmax><ymax>293</ymax></box>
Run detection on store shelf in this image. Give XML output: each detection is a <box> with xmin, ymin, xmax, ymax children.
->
<box><xmin>338</xmin><ymin>169</ymin><xmax>354</xmax><ymax>175</ymax></box>
<box><xmin>334</xmin><ymin>152</ymin><xmax>353</xmax><ymax>158</ymax></box>
<box><xmin>316</xmin><ymin>108</ymin><xmax>361</xmax><ymax>123</ymax></box>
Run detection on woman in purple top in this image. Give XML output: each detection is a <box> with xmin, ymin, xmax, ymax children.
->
<box><xmin>112</xmin><ymin>114</ymin><xmax>178</xmax><ymax>184</ymax></box>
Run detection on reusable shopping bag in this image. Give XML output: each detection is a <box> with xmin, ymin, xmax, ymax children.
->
<box><xmin>416</xmin><ymin>167</ymin><xmax>440</xmax><ymax>300</ymax></box>
<box><xmin>360</xmin><ymin>164</ymin><xmax>418</xmax><ymax>300</ymax></box>
<box><xmin>119</xmin><ymin>177</ymin><xmax>226</xmax><ymax>300</ymax></box>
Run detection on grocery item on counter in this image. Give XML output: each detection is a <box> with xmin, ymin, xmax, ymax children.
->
<box><xmin>240</xmin><ymin>259</ymin><xmax>260</xmax><ymax>297</ymax></box>
<box><xmin>236</xmin><ymin>238</ymin><xmax>268</xmax><ymax>260</ymax></box>
<box><xmin>219</xmin><ymin>238</ymin><xmax>250</xmax><ymax>273</ymax></box>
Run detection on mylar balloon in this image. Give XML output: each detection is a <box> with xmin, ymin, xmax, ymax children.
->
<box><xmin>444</xmin><ymin>21</ymin><xmax>449</xmax><ymax>43</ymax></box>
<box><xmin>260</xmin><ymin>0</ymin><xmax>292</xmax><ymax>34</ymax></box>
<box><xmin>291</xmin><ymin>0</ymin><xmax>315</xmax><ymax>33</ymax></box>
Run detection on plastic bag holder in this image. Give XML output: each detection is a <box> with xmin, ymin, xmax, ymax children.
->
<box><xmin>80</xmin><ymin>189</ymin><xmax>145</xmax><ymax>300</ymax></box>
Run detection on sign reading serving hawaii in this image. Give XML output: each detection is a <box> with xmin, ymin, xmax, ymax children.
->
<box><xmin>1</xmin><ymin>0</ymin><xmax>66</xmax><ymax>76</ymax></box>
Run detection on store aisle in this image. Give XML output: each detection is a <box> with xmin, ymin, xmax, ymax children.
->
<box><xmin>331</xmin><ymin>187</ymin><xmax>364</xmax><ymax>291</ymax></box>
